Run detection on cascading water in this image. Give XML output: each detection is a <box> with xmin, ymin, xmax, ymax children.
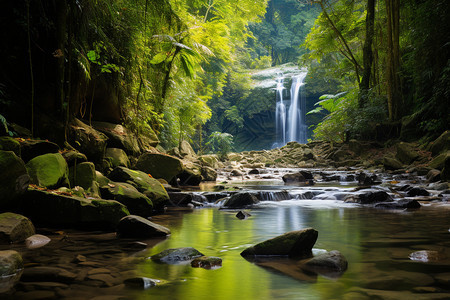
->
<box><xmin>274</xmin><ymin>70</ymin><xmax>308</xmax><ymax>147</ymax></box>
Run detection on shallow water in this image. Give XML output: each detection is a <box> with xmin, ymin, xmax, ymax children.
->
<box><xmin>3</xmin><ymin>179</ymin><xmax>450</xmax><ymax>299</ymax></box>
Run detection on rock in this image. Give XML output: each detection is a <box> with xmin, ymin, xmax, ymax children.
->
<box><xmin>69</xmin><ymin>161</ymin><xmax>96</xmax><ymax>190</ymax></box>
<box><xmin>20</xmin><ymin>266</ymin><xmax>76</xmax><ymax>283</ymax></box>
<box><xmin>303</xmin><ymin>250</ymin><xmax>348</xmax><ymax>272</ymax></box>
<box><xmin>375</xmin><ymin>199</ymin><xmax>421</xmax><ymax>209</ymax></box>
<box><xmin>25</xmin><ymin>234</ymin><xmax>51</xmax><ymax>249</ymax></box>
<box><xmin>18</xmin><ymin>139</ymin><xmax>60</xmax><ymax>163</ymax></box>
<box><xmin>151</xmin><ymin>247</ymin><xmax>204</xmax><ymax>263</ymax></box>
<box><xmin>357</xmin><ymin>191</ymin><xmax>392</xmax><ymax>204</ymax></box>
<box><xmin>248</xmin><ymin>169</ymin><xmax>259</xmax><ymax>175</ymax></box>
<box><xmin>95</xmin><ymin>170</ymin><xmax>111</xmax><ymax>187</ymax></box>
<box><xmin>407</xmin><ymin>187</ymin><xmax>430</xmax><ymax>197</ymax></box>
<box><xmin>396</xmin><ymin>142</ymin><xmax>420</xmax><ymax>164</ymax></box>
<box><xmin>191</xmin><ymin>256</ymin><xmax>222</xmax><ymax>269</ymax></box>
<box><xmin>26</xmin><ymin>153</ymin><xmax>69</xmax><ymax>189</ymax></box>
<box><xmin>430</xmin><ymin>130</ymin><xmax>450</xmax><ymax>156</ymax></box>
<box><xmin>230</xmin><ymin>169</ymin><xmax>243</xmax><ymax>177</ymax></box>
<box><xmin>61</xmin><ymin>150</ymin><xmax>88</xmax><ymax>167</ymax></box>
<box><xmin>68</xmin><ymin>118</ymin><xmax>108</xmax><ymax>162</ymax></box>
<box><xmin>135</xmin><ymin>152</ymin><xmax>183</xmax><ymax>182</ymax></box>
<box><xmin>426</xmin><ymin>169</ymin><xmax>441</xmax><ymax>183</ymax></box>
<box><xmin>383</xmin><ymin>156</ymin><xmax>404</xmax><ymax>170</ymax></box>
<box><xmin>100</xmin><ymin>182</ymin><xmax>153</xmax><ymax>217</ymax></box>
<box><xmin>357</xmin><ymin>172</ymin><xmax>378</xmax><ymax>185</ymax></box>
<box><xmin>108</xmin><ymin>167</ymin><xmax>169</xmax><ymax>210</ymax></box>
<box><xmin>0</xmin><ymin>250</ymin><xmax>23</xmax><ymax>293</ymax></box>
<box><xmin>117</xmin><ymin>215</ymin><xmax>170</xmax><ymax>238</ymax></box>
<box><xmin>282</xmin><ymin>172</ymin><xmax>306</xmax><ymax>183</ymax></box>
<box><xmin>177</xmin><ymin>162</ymin><xmax>202</xmax><ymax>186</ymax></box>
<box><xmin>105</xmin><ymin>148</ymin><xmax>130</xmax><ymax>168</ymax></box>
<box><xmin>0</xmin><ymin>151</ymin><xmax>29</xmax><ymax>209</ymax></box>
<box><xmin>299</xmin><ymin>170</ymin><xmax>314</xmax><ymax>180</ymax></box>
<box><xmin>409</xmin><ymin>250</ymin><xmax>443</xmax><ymax>262</ymax></box>
<box><xmin>20</xmin><ymin>187</ymin><xmax>129</xmax><ymax>229</ymax></box>
<box><xmin>92</xmin><ymin>121</ymin><xmax>141</xmax><ymax>156</ymax></box>
<box><xmin>442</xmin><ymin>153</ymin><xmax>450</xmax><ymax>181</ymax></box>
<box><xmin>429</xmin><ymin>151</ymin><xmax>449</xmax><ymax>170</ymax></box>
<box><xmin>198</xmin><ymin>155</ymin><xmax>219</xmax><ymax>168</ymax></box>
<box><xmin>0</xmin><ymin>136</ymin><xmax>21</xmax><ymax>156</ymax></box>
<box><xmin>168</xmin><ymin>192</ymin><xmax>193</xmax><ymax>207</ymax></box>
<box><xmin>223</xmin><ymin>192</ymin><xmax>259</xmax><ymax>209</ymax></box>
<box><xmin>201</xmin><ymin>166</ymin><xmax>217</xmax><ymax>181</ymax></box>
<box><xmin>240</xmin><ymin>228</ymin><xmax>318</xmax><ymax>258</ymax></box>
<box><xmin>236</xmin><ymin>211</ymin><xmax>251</xmax><ymax>219</ymax></box>
<box><xmin>124</xmin><ymin>277</ymin><xmax>159</xmax><ymax>289</ymax></box>
<box><xmin>0</xmin><ymin>212</ymin><xmax>35</xmax><ymax>243</ymax></box>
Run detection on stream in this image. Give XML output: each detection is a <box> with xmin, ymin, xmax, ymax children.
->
<box><xmin>2</xmin><ymin>168</ymin><xmax>450</xmax><ymax>299</ymax></box>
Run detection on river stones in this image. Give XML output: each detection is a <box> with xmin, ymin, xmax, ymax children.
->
<box><xmin>191</xmin><ymin>256</ymin><xmax>222</xmax><ymax>269</ymax></box>
<box><xmin>68</xmin><ymin>118</ymin><xmax>108</xmax><ymax>163</ymax></box>
<box><xmin>135</xmin><ymin>153</ymin><xmax>183</xmax><ymax>182</ymax></box>
<box><xmin>236</xmin><ymin>211</ymin><xmax>251</xmax><ymax>219</ymax></box>
<box><xmin>0</xmin><ymin>212</ymin><xmax>35</xmax><ymax>243</ymax></box>
<box><xmin>241</xmin><ymin>228</ymin><xmax>318</xmax><ymax>258</ymax></box>
<box><xmin>124</xmin><ymin>277</ymin><xmax>160</xmax><ymax>289</ymax></box>
<box><xmin>201</xmin><ymin>166</ymin><xmax>217</xmax><ymax>181</ymax></box>
<box><xmin>100</xmin><ymin>182</ymin><xmax>153</xmax><ymax>217</ymax></box>
<box><xmin>25</xmin><ymin>234</ymin><xmax>51</xmax><ymax>249</ymax></box>
<box><xmin>151</xmin><ymin>247</ymin><xmax>204</xmax><ymax>263</ymax></box>
<box><xmin>117</xmin><ymin>215</ymin><xmax>170</xmax><ymax>238</ymax></box>
<box><xmin>222</xmin><ymin>192</ymin><xmax>259</xmax><ymax>209</ymax></box>
<box><xmin>26</xmin><ymin>153</ymin><xmax>70</xmax><ymax>189</ymax></box>
<box><xmin>0</xmin><ymin>150</ymin><xmax>29</xmax><ymax>209</ymax></box>
<box><xmin>303</xmin><ymin>250</ymin><xmax>348</xmax><ymax>272</ymax></box>
<box><xmin>406</xmin><ymin>187</ymin><xmax>430</xmax><ymax>197</ymax></box>
<box><xmin>69</xmin><ymin>161</ymin><xmax>96</xmax><ymax>190</ymax></box>
<box><xmin>18</xmin><ymin>139</ymin><xmax>60</xmax><ymax>163</ymax></box>
<box><xmin>0</xmin><ymin>136</ymin><xmax>21</xmax><ymax>156</ymax></box>
<box><xmin>0</xmin><ymin>250</ymin><xmax>23</xmax><ymax>293</ymax></box>
<box><xmin>375</xmin><ymin>199</ymin><xmax>421</xmax><ymax>209</ymax></box>
<box><xmin>92</xmin><ymin>121</ymin><xmax>142</xmax><ymax>156</ymax></box>
<box><xmin>383</xmin><ymin>156</ymin><xmax>404</xmax><ymax>170</ymax></box>
<box><xmin>282</xmin><ymin>172</ymin><xmax>306</xmax><ymax>183</ymax></box>
<box><xmin>105</xmin><ymin>148</ymin><xmax>130</xmax><ymax>168</ymax></box>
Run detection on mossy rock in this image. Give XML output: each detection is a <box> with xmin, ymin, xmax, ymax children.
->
<box><xmin>105</xmin><ymin>148</ymin><xmax>130</xmax><ymax>168</ymax></box>
<box><xmin>198</xmin><ymin>155</ymin><xmax>219</xmax><ymax>168</ymax></box>
<box><xmin>191</xmin><ymin>256</ymin><xmax>222</xmax><ymax>269</ymax></box>
<box><xmin>20</xmin><ymin>187</ymin><xmax>129</xmax><ymax>229</ymax></box>
<box><xmin>117</xmin><ymin>215</ymin><xmax>170</xmax><ymax>238</ymax></box>
<box><xmin>0</xmin><ymin>212</ymin><xmax>35</xmax><ymax>243</ymax></box>
<box><xmin>108</xmin><ymin>167</ymin><xmax>169</xmax><ymax>210</ymax></box>
<box><xmin>152</xmin><ymin>247</ymin><xmax>204</xmax><ymax>264</ymax></box>
<box><xmin>100</xmin><ymin>182</ymin><xmax>153</xmax><ymax>217</ymax></box>
<box><xmin>0</xmin><ymin>151</ymin><xmax>29</xmax><ymax>209</ymax></box>
<box><xmin>68</xmin><ymin>118</ymin><xmax>108</xmax><ymax>163</ymax></box>
<box><xmin>95</xmin><ymin>170</ymin><xmax>111</xmax><ymax>187</ymax></box>
<box><xmin>0</xmin><ymin>137</ymin><xmax>20</xmax><ymax>156</ymax></box>
<box><xmin>428</xmin><ymin>151</ymin><xmax>450</xmax><ymax>170</ymax></box>
<box><xmin>69</xmin><ymin>162</ymin><xmax>96</xmax><ymax>190</ymax></box>
<box><xmin>18</xmin><ymin>139</ymin><xmax>60</xmax><ymax>163</ymax></box>
<box><xmin>92</xmin><ymin>121</ymin><xmax>141</xmax><ymax>155</ymax></box>
<box><xmin>396</xmin><ymin>142</ymin><xmax>420</xmax><ymax>165</ymax></box>
<box><xmin>135</xmin><ymin>153</ymin><xmax>183</xmax><ymax>182</ymax></box>
<box><xmin>26</xmin><ymin>153</ymin><xmax>69</xmax><ymax>189</ymax></box>
<box><xmin>241</xmin><ymin>228</ymin><xmax>318</xmax><ymax>258</ymax></box>
<box><xmin>62</xmin><ymin>150</ymin><xmax>88</xmax><ymax>168</ymax></box>
<box><xmin>430</xmin><ymin>131</ymin><xmax>450</xmax><ymax>156</ymax></box>
<box><xmin>382</xmin><ymin>156</ymin><xmax>404</xmax><ymax>170</ymax></box>
<box><xmin>0</xmin><ymin>250</ymin><xmax>23</xmax><ymax>276</ymax></box>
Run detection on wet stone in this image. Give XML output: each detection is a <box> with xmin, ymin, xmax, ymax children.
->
<box><xmin>191</xmin><ymin>256</ymin><xmax>222</xmax><ymax>269</ymax></box>
<box><xmin>20</xmin><ymin>266</ymin><xmax>77</xmax><ymax>283</ymax></box>
<box><xmin>236</xmin><ymin>211</ymin><xmax>251</xmax><ymax>220</ymax></box>
<box><xmin>88</xmin><ymin>268</ymin><xmax>112</xmax><ymax>275</ymax></box>
<box><xmin>151</xmin><ymin>247</ymin><xmax>204</xmax><ymax>263</ymax></box>
<box><xmin>124</xmin><ymin>277</ymin><xmax>159</xmax><ymax>289</ymax></box>
<box><xmin>87</xmin><ymin>273</ymin><xmax>118</xmax><ymax>287</ymax></box>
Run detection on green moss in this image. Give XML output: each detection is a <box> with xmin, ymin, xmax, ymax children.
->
<box><xmin>26</xmin><ymin>153</ymin><xmax>69</xmax><ymax>188</ymax></box>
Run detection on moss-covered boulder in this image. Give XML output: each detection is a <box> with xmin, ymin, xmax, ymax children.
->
<box><xmin>152</xmin><ymin>247</ymin><xmax>204</xmax><ymax>264</ymax></box>
<box><xmin>241</xmin><ymin>228</ymin><xmax>318</xmax><ymax>258</ymax></box>
<box><xmin>68</xmin><ymin>118</ymin><xmax>108</xmax><ymax>162</ymax></box>
<box><xmin>19</xmin><ymin>187</ymin><xmax>129</xmax><ymax>229</ymax></box>
<box><xmin>198</xmin><ymin>155</ymin><xmax>219</xmax><ymax>168</ymax></box>
<box><xmin>92</xmin><ymin>121</ymin><xmax>141</xmax><ymax>156</ymax></box>
<box><xmin>108</xmin><ymin>167</ymin><xmax>169</xmax><ymax>210</ymax></box>
<box><xmin>429</xmin><ymin>151</ymin><xmax>450</xmax><ymax>170</ymax></box>
<box><xmin>62</xmin><ymin>150</ymin><xmax>88</xmax><ymax>168</ymax></box>
<box><xmin>100</xmin><ymin>182</ymin><xmax>153</xmax><ymax>217</ymax></box>
<box><xmin>0</xmin><ymin>136</ymin><xmax>20</xmax><ymax>156</ymax></box>
<box><xmin>177</xmin><ymin>161</ymin><xmax>202</xmax><ymax>186</ymax></box>
<box><xmin>26</xmin><ymin>153</ymin><xmax>69</xmax><ymax>189</ymax></box>
<box><xmin>69</xmin><ymin>161</ymin><xmax>96</xmax><ymax>190</ymax></box>
<box><xmin>0</xmin><ymin>212</ymin><xmax>35</xmax><ymax>243</ymax></box>
<box><xmin>396</xmin><ymin>142</ymin><xmax>421</xmax><ymax>165</ymax></box>
<box><xmin>201</xmin><ymin>166</ymin><xmax>217</xmax><ymax>181</ymax></box>
<box><xmin>223</xmin><ymin>192</ymin><xmax>259</xmax><ymax>209</ymax></box>
<box><xmin>135</xmin><ymin>153</ymin><xmax>183</xmax><ymax>182</ymax></box>
<box><xmin>0</xmin><ymin>250</ymin><xmax>23</xmax><ymax>293</ymax></box>
<box><xmin>430</xmin><ymin>130</ymin><xmax>450</xmax><ymax>156</ymax></box>
<box><xmin>105</xmin><ymin>148</ymin><xmax>130</xmax><ymax>168</ymax></box>
<box><xmin>117</xmin><ymin>215</ymin><xmax>170</xmax><ymax>238</ymax></box>
<box><xmin>382</xmin><ymin>156</ymin><xmax>404</xmax><ymax>170</ymax></box>
<box><xmin>0</xmin><ymin>151</ymin><xmax>29</xmax><ymax>209</ymax></box>
<box><xmin>18</xmin><ymin>139</ymin><xmax>60</xmax><ymax>163</ymax></box>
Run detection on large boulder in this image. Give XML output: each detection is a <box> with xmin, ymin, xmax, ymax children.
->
<box><xmin>396</xmin><ymin>142</ymin><xmax>421</xmax><ymax>165</ymax></box>
<box><xmin>100</xmin><ymin>182</ymin><xmax>153</xmax><ymax>217</ymax></box>
<box><xmin>0</xmin><ymin>136</ymin><xmax>21</xmax><ymax>156</ymax></box>
<box><xmin>92</xmin><ymin>121</ymin><xmax>140</xmax><ymax>156</ymax></box>
<box><xmin>68</xmin><ymin>118</ymin><xmax>108</xmax><ymax>162</ymax></box>
<box><xmin>19</xmin><ymin>187</ymin><xmax>129</xmax><ymax>229</ymax></box>
<box><xmin>61</xmin><ymin>150</ymin><xmax>88</xmax><ymax>168</ymax></box>
<box><xmin>108</xmin><ymin>167</ymin><xmax>169</xmax><ymax>210</ymax></box>
<box><xmin>117</xmin><ymin>215</ymin><xmax>170</xmax><ymax>238</ymax></box>
<box><xmin>0</xmin><ymin>151</ymin><xmax>29</xmax><ymax>209</ymax></box>
<box><xmin>69</xmin><ymin>162</ymin><xmax>96</xmax><ymax>190</ymax></box>
<box><xmin>222</xmin><ymin>192</ymin><xmax>259</xmax><ymax>209</ymax></box>
<box><xmin>430</xmin><ymin>130</ymin><xmax>450</xmax><ymax>156</ymax></box>
<box><xmin>382</xmin><ymin>156</ymin><xmax>404</xmax><ymax>170</ymax></box>
<box><xmin>345</xmin><ymin>191</ymin><xmax>392</xmax><ymax>204</ymax></box>
<box><xmin>282</xmin><ymin>172</ymin><xmax>306</xmax><ymax>183</ymax></box>
<box><xmin>198</xmin><ymin>155</ymin><xmax>219</xmax><ymax>168</ymax></box>
<box><xmin>151</xmin><ymin>247</ymin><xmax>204</xmax><ymax>264</ymax></box>
<box><xmin>135</xmin><ymin>153</ymin><xmax>183</xmax><ymax>182</ymax></box>
<box><xmin>0</xmin><ymin>212</ymin><xmax>35</xmax><ymax>243</ymax></box>
<box><xmin>201</xmin><ymin>166</ymin><xmax>217</xmax><ymax>181</ymax></box>
<box><xmin>240</xmin><ymin>228</ymin><xmax>318</xmax><ymax>258</ymax></box>
<box><xmin>18</xmin><ymin>139</ymin><xmax>59</xmax><ymax>163</ymax></box>
<box><xmin>105</xmin><ymin>148</ymin><xmax>130</xmax><ymax>168</ymax></box>
<box><xmin>429</xmin><ymin>151</ymin><xmax>449</xmax><ymax>170</ymax></box>
<box><xmin>0</xmin><ymin>250</ymin><xmax>23</xmax><ymax>293</ymax></box>
<box><xmin>26</xmin><ymin>153</ymin><xmax>69</xmax><ymax>189</ymax></box>
<box><xmin>177</xmin><ymin>161</ymin><xmax>203</xmax><ymax>186</ymax></box>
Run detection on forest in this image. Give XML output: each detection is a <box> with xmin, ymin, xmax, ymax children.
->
<box><xmin>1</xmin><ymin>0</ymin><xmax>447</xmax><ymax>152</ymax></box>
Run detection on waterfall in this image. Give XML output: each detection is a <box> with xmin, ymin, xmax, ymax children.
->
<box><xmin>274</xmin><ymin>71</ymin><xmax>307</xmax><ymax>147</ymax></box>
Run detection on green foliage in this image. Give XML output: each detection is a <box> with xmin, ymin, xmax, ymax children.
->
<box><xmin>205</xmin><ymin>131</ymin><xmax>234</xmax><ymax>159</ymax></box>
<box><xmin>250</xmin><ymin>56</ymin><xmax>272</xmax><ymax>69</ymax></box>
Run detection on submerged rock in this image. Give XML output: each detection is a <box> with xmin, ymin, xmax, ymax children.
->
<box><xmin>68</xmin><ymin>118</ymin><xmax>108</xmax><ymax>163</ymax></box>
<box><xmin>20</xmin><ymin>266</ymin><xmax>76</xmax><ymax>283</ymax></box>
<box><xmin>0</xmin><ymin>250</ymin><xmax>23</xmax><ymax>293</ymax></box>
<box><xmin>236</xmin><ymin>211</ymin><xmax>251</xmax><ymax>220</ymax></box>
<box><xmin>151</xmin><ymin>247</ymin><xmax>204</xmax><ymax>263</ymax></box>
<box><xmin>303</xmin><ymin>250</ymin><xmax>348</xmax><ymax>272</ymax></box>
<box><xmin>117</xmin><ymin>215</ymin><xmax>170</xmax><ymax>238</ymax></box>
<box><xmin>241</xmin><ymin>228</ymin><xmax>318</xmax><ymax>259</ymax></box>
<box><xmin>124</xmin><ymin>277</ymin><xmax>159</xmax><ymax>289</ymax></box>
<box><xmin>0</xmin><ymin>212</ymin><xmax>35</xmax><ymax>243</ymax></box>
<box><xmin>0</xmin><ymin>151</ymin><xmax>29</xmax><ymax>209</ymax></box>
<box><xmin>191</xmin><ymin>256</ymin><xmax>222</xmax><ymax>269</ymax></box>
<box><xmin>222</xmin><ymin>192</ymin><xmax>259</xmax><ymax>209</ymax></box>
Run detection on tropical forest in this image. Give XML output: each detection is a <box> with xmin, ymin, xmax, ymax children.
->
<box><xmin>0</xmin><ymin>0</ymin><xmax>449</xmax><ymax>299</ymax></box>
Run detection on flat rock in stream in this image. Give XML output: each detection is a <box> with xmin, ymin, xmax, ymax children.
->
<box><xmin>117</xmin><ymin>215</ymin><xmax>170</xmax><ymax>238</ymax></box>
<box><xmin>241</xmin><ymin>228</ymin><xmax>318</xmax><ymax>259</ymax></box>
<box><xmin>151</xmin><ymin>247</ymin><xmax>204</xmax><ymax>263</ymax></box>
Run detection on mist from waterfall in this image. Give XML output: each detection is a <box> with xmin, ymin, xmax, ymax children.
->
<box><xmin>274</xmin><ymin>71</ymin><xmax>307</xmax><ymax>147</ymax></box>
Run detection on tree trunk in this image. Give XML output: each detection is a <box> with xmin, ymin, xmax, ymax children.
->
<box><xmin>359</xmin><ymin>0</ymin><xmax>376</xmax><ymax>107</ymax></box>
<box><xmin>55</xmin><ymin>0</ymin><xmax>67</xmax><ymax>119</ymax></box>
